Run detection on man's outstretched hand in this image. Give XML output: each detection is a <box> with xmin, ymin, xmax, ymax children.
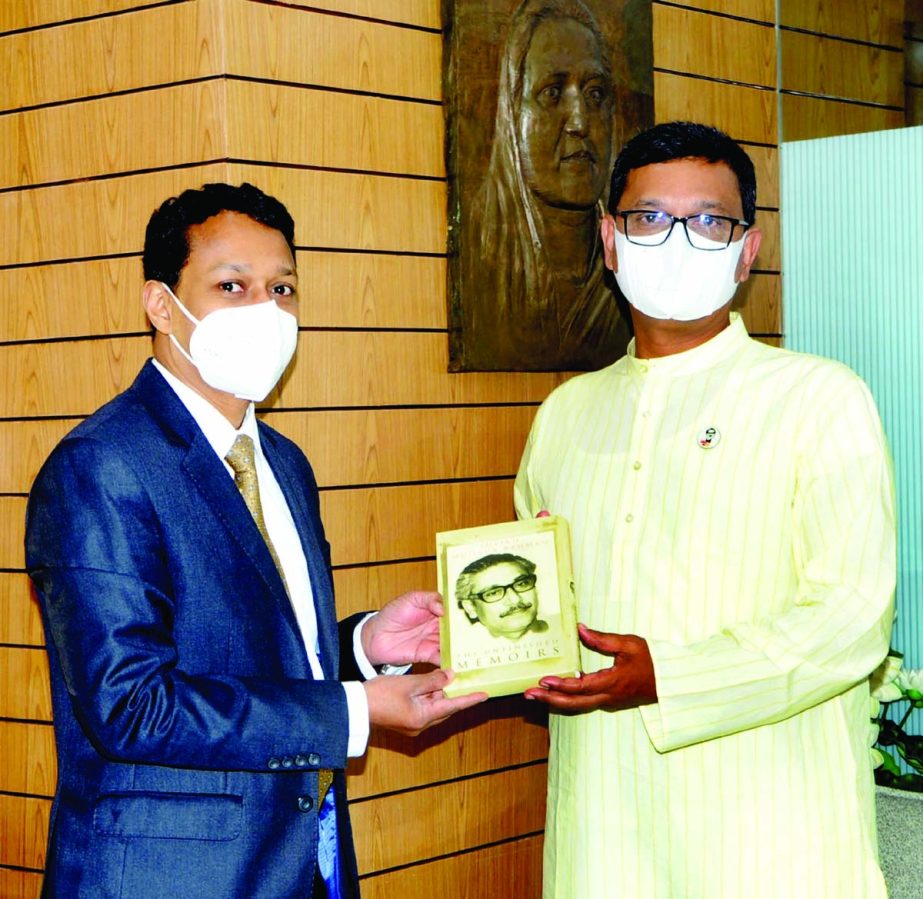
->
<box><xmin>364</xmin><ymin>668</ymin><xmax>488</xmax><ymax>736</ymax></box>
<box><xmin>362</xmin><ymin>590</ymin><xmax>445</xmax><ymax>668</ymax></box>
<box><xmin>524</xmin><ymin>625</ymin><xmax>657</xmax><ymax>713</ymax></box>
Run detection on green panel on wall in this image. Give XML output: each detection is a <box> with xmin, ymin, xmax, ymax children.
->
<box><xmin>782</xmin><ymin>125</ymin><xmax>923</xmax><ymax>670</ymax></box>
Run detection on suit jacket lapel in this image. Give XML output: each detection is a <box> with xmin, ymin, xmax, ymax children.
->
<box><xmin>132</xmin><ymin>362</ymin><xmax>303</xmax><ymax>644</ymax></box>
<box><xmin>261</xmin><ymin>427</ymin><xmax>340</xmax><ymax>680</ymax></box>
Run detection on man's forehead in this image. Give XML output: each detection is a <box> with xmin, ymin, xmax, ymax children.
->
<box><xmin>183</xmin><ymin>211</ymin><xmax>295</xmax><ymax>268</ymax></box>
<box><xmin>622</xmin><ymin>158</ymin><xmax>743</xmax><ymax>212</ymax></box>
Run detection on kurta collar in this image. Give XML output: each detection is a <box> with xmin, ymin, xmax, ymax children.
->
<box><xmin>622</xmin><ymin>313</ymin><xmax>750</xmax><ymax>378</ymax></box>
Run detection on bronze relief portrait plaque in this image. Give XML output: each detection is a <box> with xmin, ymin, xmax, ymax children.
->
<box><xmin>445</xmin><ymin>0</ymin><xmax>653</xmax><ymax>371</ymax></box>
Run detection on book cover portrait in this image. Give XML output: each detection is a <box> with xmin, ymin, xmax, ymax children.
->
<box><xmin>438</xmin><ymin>517</ymin><xmax>579</xmax><ymax>697</ymax></box>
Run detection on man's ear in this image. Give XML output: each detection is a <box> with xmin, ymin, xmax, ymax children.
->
<box><xmin>600</xmin><ymin>214</ymin><xmax>618</xmax><ymax>273</ymax></box>
<box><xmin>459</xmin><ymin>599</ymin><xmax>480</xmax><ymax>623</ymax></box>
<box><xmin>142</xmin><ymin>280</ymin><xmax>174</xmax><ymax>335</ymax></box>
<box><xmin>735</xmin><ymin>227</ymin><xmax>762</xmax><ymax>284</ymax></box>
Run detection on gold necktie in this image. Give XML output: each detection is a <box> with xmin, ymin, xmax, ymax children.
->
<box><xmin>225</xmin><ymin>434</ymin><xmax>333</xmax><ymax>806</ymax></box>
<box><xmin>225</xmin><ymin>434</ymin><xmax>289</xmax><ymax>596</ymax></box>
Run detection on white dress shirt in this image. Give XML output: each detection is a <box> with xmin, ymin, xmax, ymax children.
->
<box><xmin>152</xmin><ymin>359</ymin><xmax>372</xmax><ymax>756</ymax></box>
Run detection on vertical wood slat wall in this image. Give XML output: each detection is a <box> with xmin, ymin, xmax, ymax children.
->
<box><xmin>0</xmin><ymin>1</ymin><xmax>905</xmax><ymax>896</ymax></box>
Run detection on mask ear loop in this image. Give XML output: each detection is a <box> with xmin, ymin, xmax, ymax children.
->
<box><xmin>161</xmin><ymin>282</ymin><xmax>200</xmax><ymax>366</ymax></box>
<box><xmin>161</xmin><ymin>282</ymin><xmax>201</xmax><ymax>326</ymax></box>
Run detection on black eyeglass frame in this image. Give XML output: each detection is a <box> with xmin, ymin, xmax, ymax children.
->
<box><xmin>472</xmin><ymin>574</ymin><xmax>538</xmax><ymax>604</ymax></box>
<box><xmin>616</xmin><ymin>210</ymin><xmax>751</xmax><ymax>250</ymax></box>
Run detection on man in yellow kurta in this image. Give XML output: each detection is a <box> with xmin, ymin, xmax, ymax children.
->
<box><xmin>515</xmin><ymin>121</ymin><xmax>895</xmax><ymax>898</ymax></box>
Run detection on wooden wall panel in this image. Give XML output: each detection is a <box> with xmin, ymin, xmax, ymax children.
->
<box><xmin>908</xmin><ymin>36</ymin><xmax>923</xmax><ymax>84</ymax></box>
<box><xmin>225</xmin><ymin>80</ymin><xmax>445</xmax><ymax>177</ymax></box>
<box><xmin>654</xmin><ymin>4</ymin><xmax>775</xmax><ymax>88</ymax></box>
<box><xmin>907</xmin><ymin>85</ymin><xmax>923</xmax><ymax>125</ymax></box>
<box><xmin>0</xmin><ymin>870</ymin><xmax>42</xmax><ymax>899</ymax></box>
<box><xmin>0</xmin><ymin>421</ymin><xmax>78</xmax><ymax>494</ymax></box>
<box><xmin>350</xmin><ymin>763</ymin><xmax>546</xmax><ymax>874</ymax></box>
<box><xmin>0</xmin><ymin>3</ymin><xmax>221</xmax><ymax>111</ymax></box>
<box><xmin>749</xmin><ymin>145</ymin><xmax>779</xmax><ymax>208</ymax></box>
<box><xmin>224</xmin><ymin>1</ymin><xmax>442</xmax><ymax>100</ymax></box>
<box><xmin>734</xmin><ymin>274</ymin><xmax>781</xmax><ymax>335</ymax></box>
<box><xmin>654</xmin><ymin>72</ymin><xmax>777</xmax><ymax>144</ymax></box>
<box><xmin>0</xmin><ymin>722</ymin><xmax>56</xmax><ymax>796</ymax></box>
<box><xmin>0</xmin><ymin>340</ymin><xmax>149</xmax><ymax>419</ymax></box>
<box><xmin>0</xmin><ymin>166</ymin><xmax>447</xmax><ymax>266</ymax></box>
<box><xmin>0</xmin><ymin>574</ymin><xmax>44</xmax><ymax>646</ymax></box>
<box><xmin>0</xmin><ymin>406</ymin><xmax>532</xmax><ymax>495</ymax></box>
<box><xmin>2</xmin><ymin>480</ymin><xmax>516</xmax><ymax>573</ymax></box>
<box><xmin>779</xmin><ymin>0</ymin><xmax>903</xmax><ymax>46</ymax></box>
<box><xmin>252</xmin><ymin>326</ymin><xmax>564</xmax><ymax>411</ymax></box>
<box><xmin>0</xmin><ymin>1</ymin><xmax>441</xmax><ymax>114</ymax></box>
<box><xmin>676</xmin><ymin>0</ymin><xmax>774</xmax><ymax>21</ymax></box>
<box><xmin>909</xmin><ymin>0</ymin><xmax>923</xmax><ymax>38</ymax></box>
<box><xmin>781</xmin><ymin>95</ymin><xmax>904</xmax><ymax>142</ymax></box>
<box><xmin>908</xmin><ymin>6</ymin><xmax>923</xmax><ymax>126</ymax></box>
<box><xmin>1</xmin><ymin>498</ymin><xmax>28</xmax><ymax>570</ymax></box>
<box><xmin>0</xmin><ymin>335</ymin><xmax>563</xmax><ymax>418</ymax></box>
<box><xmin>265</xmin><ymin>405</ymin><xmax>536</xmax><ymax>487</ymax></box>
<box><xmin>0</xmin><ymin>795</ymin><xmax>49</xmax><ymax>871</ymax></box>
<box><xmin>778</xmin><ymin>0</ymin><xmax>906</xmax><ymax>142</ymax></box>
<box><xmin>320</xmin><ymin>479</ymin><xmax>515</xmax><ymax>567</ymax></box>
<box><xmin>0</xmin><ymin>80</ymin><xmax>227</xmax><ymax>189</ymax></box>
<box><xmin>0</xmin><ymin>538</ymin><xmax>494</xmax><ymax>648</ymax></box>
<box><xmin>281</xmin><ymin>0</ymin><xmax>440</xmax><ymax>30</ymax></box>
<box><xmin>0</xmin><ymin>252</ymin><xmax>446</xmax><ymax>342</ymax></box>
<box><xmin>0</xmin><ymin>1</ymin><xmax>153</xmax><ymax>34</ymax></box>
<box><xmin>300</xmin><ymin>251</ymin><xmax>447</xmax><ymax>329</ymax></box>
<box><xmin>752</xmin><ymin>211</ymin><xmax>780</xmax><ymax>271</ymax></box>
<box><xmin>359</xmin><ymin>834</ymin><xmax>543</xmax><ymax>899</ymax></box>
<box><xmin>782</xmin><ymin>32</ymin><xmax>903</xmax><ymax>106</ymax></box>
<box><xmin>0</xmin><ymin>648</ymin><xmax>51</xmax><ymax>722</ymax></box>
<box><xmin>0</xmin><ymin>259</ymin><xmax>147</xmax><ymax>341</ymax></box>
<box><xmin>348</xmin><ymin>698</ymin><xmax>547</xmax><ymax>798</ymax></box>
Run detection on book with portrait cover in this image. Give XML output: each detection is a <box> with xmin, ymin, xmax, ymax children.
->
<box><xmin>437</xmin><ymin>515</ymin><xmax>580</xmax><ymax>698</ymax></box>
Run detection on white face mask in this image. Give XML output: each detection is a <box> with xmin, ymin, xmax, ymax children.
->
<box><xmin>163</xmin><ymin>284</ymin><xmax>298</xmax><ymax>401</ymax></box>
<box><xmin>614</xmin><ymin>227</ymin><xmax>746</xmax><ymax>321</ymax></box>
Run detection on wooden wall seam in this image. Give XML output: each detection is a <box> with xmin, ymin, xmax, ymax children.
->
<box><xmin>356</xmin><ymin>828</ymin><xmax>546</xmax><ymax>879</ymax></box>
<box><xmin>778</xmin><ymin>24</ymin><xmax>903</xmax><ymax>52</ymax></box>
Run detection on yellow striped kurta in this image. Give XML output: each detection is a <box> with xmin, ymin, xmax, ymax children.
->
<box><xmin>514</xmin><ymin>315</ymin><xmax>895</xmax><ymax>898</ymax></box>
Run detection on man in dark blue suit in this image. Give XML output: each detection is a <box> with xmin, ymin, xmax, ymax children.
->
<box><xmin>25</xmin><ymin>183</ymin><xmax>486</xmax><ymax>898</ymax></box>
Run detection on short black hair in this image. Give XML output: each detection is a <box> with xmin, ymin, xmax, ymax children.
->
<box><xmin>142</xmin><ymin>182</ymin><xmax>296</xmax><ymax>288</ymax></box>
<box><xmin>608</xmin><ymin>121</ymin><xmax>756</xmax><ymax>224</ymax></box>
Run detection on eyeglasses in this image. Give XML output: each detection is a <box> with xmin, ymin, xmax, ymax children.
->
<box><xmin>473</xmin><ymin>574</ymin><xmax>537</xmax><ymax>604</ymax></box>
<box><xmin>616</xmin><ymin>210</ymin><xmax>749</xmax><ymax>250</ymax></box>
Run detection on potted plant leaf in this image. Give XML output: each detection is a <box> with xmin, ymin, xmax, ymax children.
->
<box><xmin>870</xmin><ymin>651</ymin><xmax>923</xmax><ymax>897</ymax></box>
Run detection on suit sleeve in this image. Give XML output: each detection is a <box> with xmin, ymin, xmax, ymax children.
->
<box><xmin>337</xmin><ymin>614</ymin><xmax>372</xmax><ymax>682</ymax></box>
<box><xmin>26</xmin><ymin>436</ymin><xmax>351</xmax><ymax>773</ymax></box>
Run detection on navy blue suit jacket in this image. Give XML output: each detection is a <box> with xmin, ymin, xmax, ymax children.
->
<box><xmin>26</xmin><ymin>361</ymin><xmax>364</xmax><ymax>898</ymax></box>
